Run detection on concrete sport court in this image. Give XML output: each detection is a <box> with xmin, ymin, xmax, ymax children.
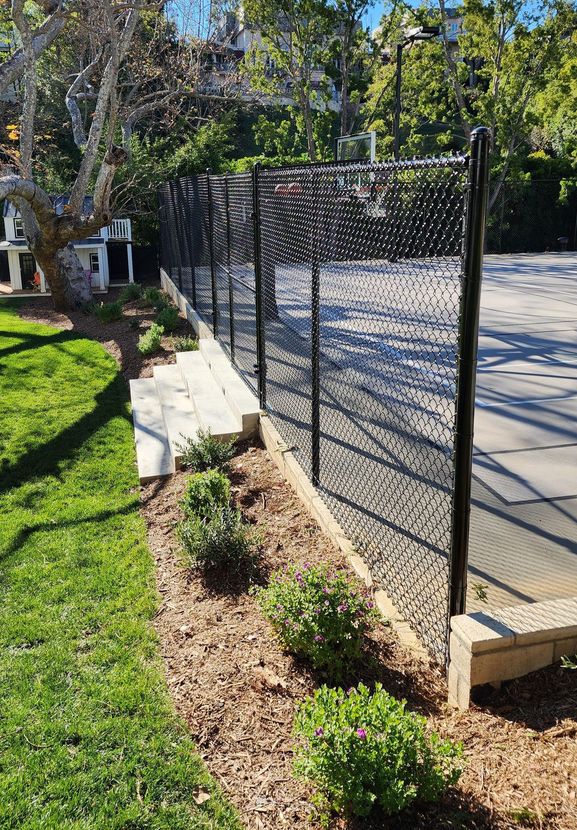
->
<box><xmin>469</xmin><ymin>253</ymin><xmax>577</xmax><ymax>611</ymax></box>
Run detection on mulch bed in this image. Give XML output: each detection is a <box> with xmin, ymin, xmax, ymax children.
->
<box><xmin>19</xmin><ymin>293</ymin><xmax>577</xmax><ymax>830</ymax></box>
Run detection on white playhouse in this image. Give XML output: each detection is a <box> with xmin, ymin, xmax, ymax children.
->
<box><xmin>0</xmin><ymin>197</ymin><xmax>134</xmax><ymax>294</ymax></box>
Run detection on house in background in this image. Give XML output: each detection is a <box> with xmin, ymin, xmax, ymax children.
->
<box><xmin>0</xmin><ymin>197</ymin><xmax>134</xmax><ymax>295</ymax></box>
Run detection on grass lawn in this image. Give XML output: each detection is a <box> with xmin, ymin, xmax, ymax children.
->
<box><xmin>0</xmin><ymin>302</ymin><xmax>240</xmax><ymax>830</ymax></box>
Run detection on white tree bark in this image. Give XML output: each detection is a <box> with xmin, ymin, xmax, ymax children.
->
<box><xmin>0</xmin><ymin>3</ymin><xmax>67</xmax><ymax>95</ymax></box>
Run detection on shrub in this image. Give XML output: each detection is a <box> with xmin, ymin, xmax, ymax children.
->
<box><xmin>254</xmin><ymin>563</ymin><xmax>379</xmax><ymax>679</ymax></box>
<box><xmin>178</xmin><ymin>506</ymin><xmax>256</xmax><ymax>570</ymax></box>
<box><xmin>173</xmin><ymin>334</ymin><xmax>199</xmax><ymax>352</ymax></box>
<box><xmin>94</xmin><ymin>301</ymin><xmax>123</xmax><ymax>323</ymax></box>
<box><xmin>155</xmin><ymin>304</ymin><xmax>180</xmax><ymax>333</ymax></box>
<box><xmin>176</xmin><ymin>429</ymin><xmax>236</xmax><ymax>473</ymax></box>
<box><xmin>118</xmin><ymin>283</ymin><xmax>143</xmax><ymax>304</ymax></box>
<box><xmin>293</xmin><ymin>683</ymin><xmax>462</xmax><ymax>819</ymax></box>
<box><xmin>140</xmin><ymin>286</ymin><xmax>169</xmax><ymax>311</ymax></box>
<box><xmin>181</xmin><ymin>469</ymin><xmax>231</xmax><ymax>520</ymax></box>
<box><xmin>137</xmin><ymin>323</ymin><xmax>164</xmax><ymax>355</ymax></box>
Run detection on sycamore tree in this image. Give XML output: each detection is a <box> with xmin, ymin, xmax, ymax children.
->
<box><xmin>0</xmin><ymin>0</ymin><xmax>225</xmax><ymax>311</ymax></box>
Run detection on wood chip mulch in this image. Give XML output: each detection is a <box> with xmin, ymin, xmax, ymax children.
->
<box><xmin>142</xmin><ymin>447</ymin><xmax>577</xmax><ymax>830</ymax></box>
<box><xmin>19</xmin><ymin>293</ymin><xmax>577</xmax><ymax>830</ymax></box>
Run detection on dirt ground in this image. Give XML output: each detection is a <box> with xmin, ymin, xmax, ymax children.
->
<box><xmin>19</xmin><ymin>293</ymin><xmax>577</xmax><ymax>830</ymax></box>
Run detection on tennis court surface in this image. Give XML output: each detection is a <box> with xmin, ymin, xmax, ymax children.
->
<box><xmin>469</xmin><ymin>253</ymin><xmax>577</xmax><ymax>610</ymax></box>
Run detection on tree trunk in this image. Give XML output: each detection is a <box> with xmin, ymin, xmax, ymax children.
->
<box><xmin>33</xmin><ymin>242</ymin><xmax>93</xmax><ymax>312</ymax></box>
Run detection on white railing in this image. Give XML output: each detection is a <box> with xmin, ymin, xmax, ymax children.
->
<box><xmin>102</xmin><ymin>218</ymin><xmax>131</xmax><ymax>241</ymax></box>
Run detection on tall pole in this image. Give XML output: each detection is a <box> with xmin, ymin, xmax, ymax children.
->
<box><xmin>393</xmin><ymin>42</ymin><xmax>403</xmax><ymax>162</ymax></box>
<box><xmin>448</xmin><ymin>126</ymin><xmax>491</xmax><ymax>625</ymax></box>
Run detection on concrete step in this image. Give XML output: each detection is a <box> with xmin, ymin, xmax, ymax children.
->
<box><xmin>129</xmin><ymin>378</ymin><xmax>174</xmax><ymax>482</ymax></box>
<box><xmin>198</xmin><ymin>339</ymin><xmax>260</xmax><ymax>437</ymax></box>
<box><xmin>153</xmin><ymin>364</ymin><xmax>201</xmax><ymax>466</ymax></box>
<box><xmin>176</xmin><ymin>351</ymin><xmax>241</xmax><ymax>439</ymax></box>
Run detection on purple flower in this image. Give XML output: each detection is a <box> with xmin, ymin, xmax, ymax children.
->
<box><xmin>356</xmin><ymin>729</ymin><xmax>367</xmax><ymax>740</ymax></box>
<box><xmin>322</xmin><ymin>586</ymin><xmax>330</xmax><ymax>594</ymax></box>
<box><xmin>347</xmin><ymin>687</ymin><xmax>355</xmax><ymax>696</ymax></box>
<box><xmin>337</xmin><ymin>603</ymin><xmax>348</xmax><ymax>613</ymax></box>
<box><xmin>366</xmin><ymin>601</ymin><xmax>374</xmax><ymax>609</ymax></box>
<box><xmin>284</xmin><ymin>619</ymin><xmax>291</xmax><ymax>626</ymax></box>
<box><xmin>314</xmin><ymin>607</ymin><xmax>321</xmax><ymax>615</ymax></box>
<box><xmin>314</xmin><ymin>727</ymin><xmax>324</xmax><ymax>737</ymax></box>
<box><xmin>303</xmin><ymin>562</ymin><xmax>311</xmax><ymax>570</ymax></box>
<box><xmin>314</xmin><ymin>634</ymin><xmax>325</xmax><ymax>643</ymax></box>
<box><xmin>295</xmin><ymin>571</ymin><xmax>304</xmax><ymax>584</ymax></box>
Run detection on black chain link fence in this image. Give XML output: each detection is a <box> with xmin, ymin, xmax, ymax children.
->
<box><xmin>158</xmin><ymin>134</ymin><xmax>489</xmax><ymax>660</ymax></box>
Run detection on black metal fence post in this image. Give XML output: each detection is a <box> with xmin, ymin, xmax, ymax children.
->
<box><xmin>449</xmin><ymin>126</ymin><xmax>491</xmax><ymax>623</ymax></box>
<box><xmin>206</xmin><ymin>168</ymin><xmax>218</xmax><ymax>335</ymax></box>
<box><xmin>310</xmin><ymin>170</ymin><xmax>321</xmax><ymax>486</ymax></box>
<box><xmin>224</xmin><ymin>172</ymin><xmax>235</xmax><ymax>362</ymax></box>
<box><xmin>252</xmin><ymin>162</ymin><xmax>266</xmax><ymax>408</ymax></box>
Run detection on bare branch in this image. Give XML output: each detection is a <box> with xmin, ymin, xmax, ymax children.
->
<box><xmin>66</xmin><ymin>51</ymin><xmax>104</xmax><ymax>149</ymax></box>
<box><xmin>0</xmin><ymin>3</ymin><xmax>67</xmax><ymax>95</ymax></box>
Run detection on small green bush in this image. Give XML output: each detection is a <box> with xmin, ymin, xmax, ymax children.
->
<box><xmin>140</xmin><ymin>286</ymin><xmax>169</xmax><ymax>311</ymax></box>
<box><xmin>176</xmin><ymin>429</ymin><xmax>236</xmax><ymax>473</ymax></box>
<box><xmin>156</xmin><ymin>305</ymin><xmax>180</xmax><ymax>333</ymax></box>
<box><xmin>137</xmin><ymin>323</ymin><xmax>164</xmax><ymax>355</ymax></box>
<box><xmin>118</xmin><ymin>283</ymin><xmax>143</xmax><ymax>304</ymax></box>
<box><xmin>254</xmin><ymin>563</ymin><xmax>379</xmax><ymax>679</ymax></box>
<box><xmin>294</xmin><ymin>683</ymin><xmax>462</xmax><ymax>819</ymax></box>
<box><xmin>173</xmin><ymin>335</ymin><xmax>199</xmax><ymax>352</ymax></box>
<box><xmin>181</xmin><ymin>469</ymin><xmax>231</xmax><ymax>520</ymax></box>
<box><xmin>178</xmin><ymin>506</ymin><xmax>256</xmax><ymax>570</ymax></box>
<box><xmin>94</xmin><ymin>301</ymin><xmax>123</xmax><ymax>323</ymax></box>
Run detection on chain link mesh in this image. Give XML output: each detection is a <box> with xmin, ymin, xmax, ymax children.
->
<box><xmin>159</xmin><ymin>155</ymin><xmax>471</xmax><ymax>659</ymax></box>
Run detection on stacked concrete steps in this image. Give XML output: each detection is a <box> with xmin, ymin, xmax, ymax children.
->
<box><xmin>129</xmin><ymin>341</ymin><xmax>260</xmax><ymax>483</ymax></box>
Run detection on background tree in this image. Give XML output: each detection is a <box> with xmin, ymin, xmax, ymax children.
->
<box><xmin>364</xmin><ymin>0</ymin><xmax>577</xmax><ymax>210</ymax></box>
<box><xmin>0</xmin><ymin>0</ymin><xmax>229</xmax><ymax>310</ymax></box>
<box><xmin>241</xmin><ymin>0</ymin><xmax>333</xmax><ymax>160</ymax></box>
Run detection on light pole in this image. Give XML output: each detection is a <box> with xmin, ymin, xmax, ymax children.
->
<box><xmin>393</xmin><ymin>25</ymin><xmax>440</xmax><ymax>161</ymax></box>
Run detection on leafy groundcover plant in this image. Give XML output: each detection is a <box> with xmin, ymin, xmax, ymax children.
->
<box><xmin>173</xmin><ymin>334</ymin><xmax>199</xmax><ymax>352</ymax></box>
<box><xmin>178</xmin><ymin>505</ymin><xmax>256</xmax><ymax>571</ymax></box>
<box><xmin>181</xmin><ymin>469</ymin><xmax>231</xmax><ymax>519</ymax></box>
<box><xmin>156</xmin><ymin>304</ymin><xmax>180</xmax><ymax>333</ymax></box>
<box><xmin>137</xmin><ymin>322</ymin><xmax>164</xmax><ymax>355</ymax></box>
<box><xmin>94</xmin><ymin>300</ymin><xmax>123</xmax><ymax>322</ymax></box>
<box><xmin>176</xmin><ymin>429</ymin><xmax>236</xmax><ymax>473</ymax></box>
<box><xmin>294</xmin><ymin>683</ymin><xmax>462</xmax><ymax>820</ymax></box>
<box><xmin>140</xmin><ymin>286</ymin><xmax>170</xmax><ymax>311</ymax></box>
<box><xmin>254</xmin><ymin>563</ymin><xmax>379</xmax><ymax>679</ymax></box>
<box><xmin>118</xmin><ymin>282</ymin><xmax>143</xmax><ymax>303</ymax></box>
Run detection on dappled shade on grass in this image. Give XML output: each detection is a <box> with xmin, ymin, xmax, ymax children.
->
<box><xmin>0</xmin><ymin>302</ymin><xmax>240</xmax><ymax>829</ymax></box>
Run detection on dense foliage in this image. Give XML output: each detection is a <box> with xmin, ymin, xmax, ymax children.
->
<box><xmin>294</xmin><ymin>683</ymin><xmax>462</xmax><ymax>818</ymax></box>
<box><xmin>255</xmin><ymin>563</ymin><xmax>379</xmax><ymax>679</ymax></box>
<box><xmin>137</xmin><ymin>322</ymin><xmax>164</xmax><ymax>355</ymax></box>
<box><xmin>181</xmin><ymin>470</ymin><xmax>231</xmax><ymax>520</ymax></box>
<box><xmin>176</xmin><ymin>430</ymin><xmax>236</xmax><ymax>473</ymax></box>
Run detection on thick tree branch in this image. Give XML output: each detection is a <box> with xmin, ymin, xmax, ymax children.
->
<box><xmin>0</xmin><ymin>4</ymin><xmax>67</xmax><ymax>95</ymax></box>
<box><xmin>68</xmin><ymin>6</ymin><xmax>140</xmax><ymax>214</ymax></box>
<box><xmin>66</xmin><ymin>52</ymin><xmax>104</xmax><ymax>149</ymax></box>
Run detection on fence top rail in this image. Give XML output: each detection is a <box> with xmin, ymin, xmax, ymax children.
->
<box><xmin>260</xmin><ymin>153</ymin><xmax>469</xmax><ymax>177</ymax></box>
<box><xmin>158</xmin><ymin>153</ymin><xmax>470</xmax><ymax>194</ymax></box>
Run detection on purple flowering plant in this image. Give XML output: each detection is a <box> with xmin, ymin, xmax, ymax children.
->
<box><xmin>253</xmin><ymin>563</ymin><xmax>379</xmax><ymax>679</ymax></box>
<box><xmin>294</xmin><ymin>683</ymin><xmax>462</xmax><ymax>819</ymax></box>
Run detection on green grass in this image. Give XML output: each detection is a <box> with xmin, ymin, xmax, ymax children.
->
<box><xmin>0</xmin><ymin>302</ymin><xmax>240</xmax><ymax>830</ymax></box>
